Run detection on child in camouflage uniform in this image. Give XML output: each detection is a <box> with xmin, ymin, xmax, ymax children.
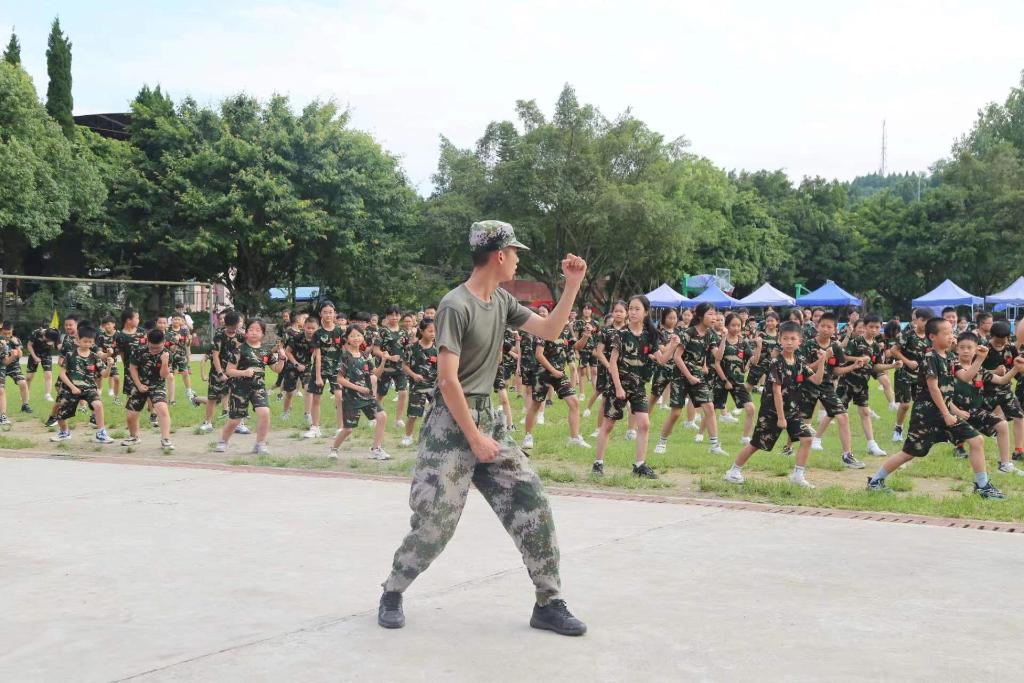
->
<box><xmin>593</xmin><ymin>295</ymin><xmax>679</xmax><ymax>479</ymax></box>
<box><xmin>980</xmin><ymin>321</ymin><xmax>1024</xmax><ymax>460</ymax></box>
<box><xmin>216</xmin><ymin>319</ymin><xmax>283</xmax><ymax>456</ymax></box>
<box><xmin>374</xmin><ymin>305</ymin><xmax>410</xmax><ymax>429</ymax></box>
<box><xmin>400</xmin><ymin>318</ymin><xmax>438</xmax><ymax>447</ymax></box>
<box><xmin>523</xmin><ymin>322</ymin><xmax>590</xmax><ymax>452</ymax></box>
<box><xmin>282</xmin><ymin>315</ymin><xmax>318</xmax><ymax>424</ymax></box>
<box><xmin>330</xmin><ymin>325</ymin><xmax>389</xmax><ymax>460</ymax></box>
<box><xmin>51</xmin><ymin>326</ymin><xmax>113</xmax><ymax>444</ymax></box>
<box><xmin>724</xmin><ymin>321</ymin><xmax>827</xmax><ymax>488</ymax></box>
<box><xmin>167</xmin><ymin>313</ymin><xmax>195</xmax><ymax>405</ymax></box>
<box><xmin>25</xmin><ymin>325</ymin><xmax>60</xmax><ymax>401</ymax></box>
<box><xmin>198</xmin><ymin>310</ymin><xmax>240</xmax><ymax>433</ymax></box>
<box><xmin>305</xmin><ymin>302</ymin><xmax>345</xmax><ymax>439</ymax></box>
<box><xmin>583</xmin><ymin>303</ymin><xmax>626</xmax><ymax>426</ymax></box>
<box><xmin>492</xmin><ymin>325</ymin><xmax>518</xmax><ymax>433</ymax></box>
<box><xmin>0</xmin><ymin>335</ymin><xmax>12</xmax><ymax>428</ymax></box>
<box><xmin>952</xmin><ymin>331</ymin><xmax>1024</xmax><ymax>474</ymax></box>
<box><xmin>891</xmin><ymin>309</ymin><xmax>931</xmax><ymax>442</ymax></box>
<box><xmin>649</xmin><ymin>309</ymin><xmax>679</xmax><ymax>411</ymax></box>
<box><xmin>123</xmin><ymin>329</ymin><xmax>174</xmax><ymax>451</ymax></box>
<box><xmin>0</xmin><ymin>321</ymin><xmax>31</xmax><ymax>413</ymax></box>
<box><xmin>745</xmin><ymin>311</ymin><xmax>780</xmax><ymax>393</ymax></box>
<box><xmin>867</xmin><ymin>318</ymin><xmax>1005</xmax><ymax>499</ymax></box>
<box><xmin>572</xmin><ymin>303</ymin><xmax>598</xmax><ymax>400</ymax></box>
<box><xmin>711</xmin><ymin>313</ymin><xmax>756</xmax><ymax>444</ymax></box>
<box><xmin>96</xmin><ymin>317</ymin><xmax>120</xmax><ymax>399</ymax></box>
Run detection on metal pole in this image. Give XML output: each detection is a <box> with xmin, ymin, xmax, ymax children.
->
<box><xmin>0</xmin><ymin>268</ymin><xmax>5</xmax><ymax>322</ymax></box>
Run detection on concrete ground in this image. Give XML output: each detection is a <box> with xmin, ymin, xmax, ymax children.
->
<box><xmin>1</xmin><ymin>457</ymin><xmax>1022</xmax><ymax>683</ymax></box>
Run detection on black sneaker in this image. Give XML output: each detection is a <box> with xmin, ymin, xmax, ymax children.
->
<box><xmin>21</xmin><ymin>403</ymin><xmax>32</xmax><ymax>414</ymax></box>
<box><xmin>781</xmin><ymin>445</ymin><xmax>794</xmax><ymax>457</ymax></box>
<box><xmin>377</xmin><ymin>591</ymin><xmax>405</xmax><ymax>629</ymax></box>
<box><xmin>954</xmin><ymin>445</ymin><xmax>968</xmax><ymax>459</ymax></box>
<box><xmin>974</xmin><ymin>481</ymin><xmax>1005</xmax><ymax>500</ymax></box>
<box><xmin>866</xmin><ymin>476</ymin><xmax>893</xmax><ymax>493</ymax></box>
<box><xmin>530</xmin><ymin>599</ymin><xmax>587</xmax><ymax>636</ymax></box>
<box><xmin>842</xmin><ymin>452</ymin><xmax>865</xmax><ymax>469</ymax></box>
<box><xmin>591</xmin><ymin>461</ymin><xmax>604</xmax><ymax>476</ymax></box>
<box><xmin>150</xmin><ymin>412</ymin><xmax>159</xmax><ymax>427</ymax></box>
<box><xmin>1014</xmin><ymin>450</ymin><xmax>1023</xmax><ymax>462</ymax></box>
<box><xmin>632</xmin><ymin>463</ymin><xmax>657</xmax><ymax>479</ymax></box>
<box><xmin>44</xmin><ymin>415</ymin><xmax>59</xmax><ymax>428</ymax></box>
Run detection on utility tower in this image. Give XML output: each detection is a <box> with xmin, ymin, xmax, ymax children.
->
<box><xmin>879</xmin><ymin>119</ymin><xmax>887</xmax><ymax>176</ymax></box>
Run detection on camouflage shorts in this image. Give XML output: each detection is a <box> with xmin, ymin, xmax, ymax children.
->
<box><xmin>520</xmin><ymin>366</ymin><xmax>537</xmax><ymax>390</ymax></box>
<box><xmin>967</xmin><ymin>409</ymin><xmax>1004</xmax><ymax>438</ymax></box>
<box><xmin>532</xmin><ymin>370</ymin><xmax>575</xmax><ymax>403</ymax></box>
<box><xmin>3</xmin><ymin>364</ymin><xmax>24</xmax><ymax>384</ymax></box>
<box><xmin>578</xmin><ymin>350</ymin><xmax>597</xmax><ymax>367</ymax></box>
<box><xmin>983</xmin><ymin>391</ymin><xmax>1024</xmax><ymax>420</ymax></box>
<box><xmin>493</xmin><ymin>363</ymin><xmax>513</xmax><ymax>392</ymax></box>
<box><xmin>56</xmin><ymin>387</ymin><xmax>99</xmax><ymax>420</ymax></box>
<box><xmin>903</xmin><ymin>403</ymin><xmax>979</xmax><ymax>457</ymax></box>
<box><xmin>207</xmin><ymin>372</ymin><xmax>230</xmax><ymax>400</ymax></box>
<box><xmin>343</xmin><ymin>396</ymin><xmax>383</xmax><ymax>428</ymax></box>
<box><xmin>306</xmin><ymin>372</ymin><xmax>341</xmax><ymax>396</ymax></box>
<box><xmin>668</xmin><ymin>377</ymin><xmax>689</xmax><ymax>409</ymax></box>
<box><xmin>750</xmin><ymin>409</ymin><xmax>813</xmax><ymax>451</ymax></box>
<box><xmin>126</xmin><ymin>386</ymin><xmax>168</xmax><ymax>413</ymax></box>
<box><xmin>838</xmin><ymin>379</ymin><xmax>870</xmax><ymax>408</ymax></box>
<box><xmin>229</xmin><ymin>386</ymin><xmax>269</xmax><ymax>419</ymax></box>
<box><xmin>27</xmin><ymin>354</ymin><xmax>52</xmax><ymax>373</ymax></box>
<box><xmin>650</xmin><ymin>367</ymin><xmax>672</xmax><ymax>400</ymax></box>
<box><xmin>104</xmin><ymin>361</ymin><xmax>120</xmax><ymax>378</ymax></box>
<box><xmin>281</xmin><ymin>364</ymin><xmax>309</xmax><ymax>393</ymax></box>
<box><xmin>679</xmin><ymin>374</ymin><xmax>713</xmax><ymax>407</ymax></box>
<box><xmin>377</xmin><ymin>371</ymin><xmax>408</xmax><ymax>398</ymax></box>
<box><xmin>407</xmin><ymin>389</ymin><xmax>432</xmax><ymax>418</ymax></box>
<box><xmin>894</xmin><ymin>371</ymin><xmax>917</xmax><ymax>404</ymax></box>
<box><xmin>171</xmin><ymin>354</ymin><xmax>189</xmax><ymax>373</ymax></box>
<box><xmin>746</xmin><ymin>364</ymin><xmax>767</xmax><ymax>387</ymax></box>
<box><xmin>799</xmin><ymin>383</ymin><xmax>846</xmax><ymax>419</ymax></box>
<box><xmin>382</xmin><ymin>393</ymin><xmax>561</xmax><ymax>606</ymax></box>
<box><xmin>595</xmin><ymin>366</ymin><xmax>609</xmax><ymax>394</ymax></box>
<box><xmin>603</xmin><ymin>380</ymin><xmax>648</xmax><ymax>421</ymax></box>
<box><xmin>713</xmin><ymin>381</ymin><xmax>753</xmax><ymax>410</ymax></box>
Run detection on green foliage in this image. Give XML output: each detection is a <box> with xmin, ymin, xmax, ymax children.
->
<box><xmin>3</xmin><ymin>30</ymin><xmax>20</xmax><ymax>65</ymax></box>
<box><xmin>45</xmin><ymin>18</ymin><xmax>74</xmax><ymax>138</ymax></box>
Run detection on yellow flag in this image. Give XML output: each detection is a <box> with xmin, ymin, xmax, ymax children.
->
<box><xmin>50</xmin><ymin>309</ymin><xmax>59</xmax><ymax>330</ymax></box>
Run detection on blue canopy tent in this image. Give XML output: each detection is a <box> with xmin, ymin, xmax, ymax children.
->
<box><xmin>796</xmin><ymin>280</ymin><xmax>862</xmax><ymax>307</ymax></box>
<box><xmin>911</xmin><ymin>279</ymin><xmax>983</xmax><ymax>309</ymax></box>
<box><xmin>690</xmin><ymin>283</ymin><xmax>740</xmax><ymax>309</ymax></box>
<box><xmin>645</xmin><ymin>283</ymin><xmax>690</xmax><ymax>308</ymax></box>
<box><xmin>738</xmin><ymin>282</ymin><xmax>796</xmax><ymax>308</ymax></box>
<box><xmin>986</xmin><ymin>276</ymin><xmax>1024</xmax><ymax>306</ymax></box>
<box><xmin>269</xmin><ymin>286</ymin><xmax>320</xmax><ymax>302</ymax></box>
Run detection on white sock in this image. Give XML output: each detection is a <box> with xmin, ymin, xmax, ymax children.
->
<box><xmin>794</xmin><ymin>465</ymin><xmax>805</xmax><ymax>477</ymax></box>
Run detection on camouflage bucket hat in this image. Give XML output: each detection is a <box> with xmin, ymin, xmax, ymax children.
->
<box><xmin>468</xmin><ymin>220</ymin><xmax>530</xmax><ymax>253</ymax></box>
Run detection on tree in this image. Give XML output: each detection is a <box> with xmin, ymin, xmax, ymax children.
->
<box><xmin>2</xmin><ymin>29</ymin><xmax>19</xmax><ymax>65</ymax></box>
<box><xmin>45</xmin><ymin>18</ymin><xmax>74</xmax><ymax>138</ymax></box>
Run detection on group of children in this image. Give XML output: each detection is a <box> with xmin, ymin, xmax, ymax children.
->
<box><xmin>2</xmin><ymin>300</ymin><xmax>1022</xmax><ymax>499</ymax></box>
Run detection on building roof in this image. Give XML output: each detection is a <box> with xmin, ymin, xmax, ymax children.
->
<box><xmin>73</xmin><ymin>113</ymin><xmax>132</xmax><ymax>140</ymax></box>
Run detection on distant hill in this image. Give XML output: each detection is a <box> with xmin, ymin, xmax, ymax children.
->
<box><xmin>848</xmin><ymin>172</ymin><xmax>931</xmax><ymax>203</ymax></box>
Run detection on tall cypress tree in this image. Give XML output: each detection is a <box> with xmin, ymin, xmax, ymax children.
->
<box><xmin>45</xmin><ymin>17</ymin><xmax>74</xmax><ymax>138</ymax></box>
<box><xmin>2</xmin><ymin>29</ymin><xmax>19</xmax><ymax>65</ymax></box>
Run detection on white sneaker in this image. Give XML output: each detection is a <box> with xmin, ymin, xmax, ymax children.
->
<box><xmin>328</xmin><ymin>448</ymin><xmax>339</xmax><ymax>459</ymax></box>
<box><xmin>869</xmin><ymin>409</ymin><xmax>880</xmax><ymax>420</ymax></box>
<box><xmin>578</xmin><ymin>393</ymin><xmax>586</xmax><ymax>402</ymax></box>
<box><xmin>811</xmin><ymin>438</ymin><xmax>824</xmax><ymax>451</ymax></box>
<box><xmin>121</xmin><ymin>436</ymin><xmax>140</xmax><ymax>446</ymax></box>
<box><xmin>888</xmin><ymin>401</ymin><xmax>898</xmax><ymax>411</ymax></box>
<box><xmin>866</xmin><ymin>441</ymin><xmax>887</xmax><ymax>456</ymax></box>
<box><xmin>368</xmin><ymin>419</ymin><xmax>376</xmax><ymax>427</ymax></box>
<box><xmin>44</xmin><ymin>393</ymin><xmax>54</xmax><ymax>402</ymax></box>
<box><xmin>683</xmin><ymin>420</ymin><xmax>699</xmax><ymax>431</ymax></box>
<box><xmin>50</xmin><ymin>430</ymin><xmax>71</xmax><ymax>442</ymax></box>
<box><xmin>108</xmin><ymin>389</ymin><xmax>115</xmax><ymax>397</ymax></box>
<box><xmin>370</xmin><ymin>447</ymin><xmax>392</xmax><ymax>460</ymax></box>
<box><xmin>567</xmin><ymin>435</ymin><xmax>591</xmax><ymax>449</ymax></box>
<box><xmin>724</xmin><ymin>468</ymin><xmax>745</xmax><ymax>484</ymax></box>
<box><xmin>303</xmin><ymin>427</ymin><xmax>320</xmax><ymax>439</ymax></box>
<box><xmin>198</xmin><ymin>422</ymin><xmax>214</xmax><ymax>434</ymax></box>
<box><xmin>522</xmin><ymin>434</ymin><xmax>535</xmax><ymax>449</ymax></box>
<box><xmin>536</xmin><ymin>412</ymin><xmax>545</xmax><ymax>426</ymax></box>
<box><xmin>95</xmin><ymin>429</ymin><xmax>113</xmax><ymax>444</ymax></box>
<box><xmin>892</xmin><ymin>427</ymin><xmax>904</xmax><ymax>443</ymax></box>
<box><xmin>400</xmin><ymin>436</ymin><xmax>414</xmax><ymax>447</ymax></box>
<box><xmin>694</xmin><ymin>433</ymin><xmax>705</xmax><ymax>443</ymax></box>
<box><xmin>582</xmin><ymin>408</ymin><xmax>591</xmax><ymax>418</ymax></box>
<box><xmin>234</xmin><ymin>423</ymin><xmax>251</xmax><ymax>435</ymax></box>
<box><xmin>590</xmin><ymin>428</ymin><xmax>601</xmax><ymax>438</ymax></box>
<box><xmin>739</xmin><ymin>436</ymin><xmax>751</xmax><ymax>445</ymax></box>
<box><xmin>790</xmin><ymin>472</ymin><xmax>816</xmax><ymax>489</ymax></box>
<box><xmin>396</xmin><ymin>419</ymin><xmax>405</xmax><ymax>428</ymax></box>
<box><xmin>160</xmin><ymin>438</ymin><xmax>174</xmax><ymax>451</ymax></box>
<box><xmin>653</xmin><ymin>438</ymin><xmax>668</xmax><ymax>454</ymax></box>
<box><xmin>296</xmin><ymin>390</ymin><xmax>303</xmax><ymax>398</ymax></box>
<box><xmin>731</xmin><ymin>408</ymin><xmax>743</xmax><ymax>416</ymax></box>
<box><xmin>214</xmin><ymin>441</ymin><xmax>228</xmax><ymax>453</ymax></box>
<box><xmin>708</xmin><ymin>445</ymin><xmax>728</xmax><ymax>456</ymax></box>
<box><xmin>719</xmin><ymin>413</ymin><xmax>739</xmax><ymax>424</ymax></box>
<box><xmin>254</xmin><ymin>442</ymin><xmax>270</xmax><ymax>456</ymax></box>
<box><xmin>998</xmin><ymin>462</ymin><xmax>1024</xmax><ymax>476</ymax></box>
<box><xmin>625</xmin><ymin>429</ymin><xmax>637</xmax><ymax>441</ymax></box>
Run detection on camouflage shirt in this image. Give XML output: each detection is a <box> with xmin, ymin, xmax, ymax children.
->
<box><xmin>537</xmin><ymin>325</ymin><xmax>574</xmax><ymax>374</ymax></box>
<box><xmin>1</xmin><ymin>335</ymin><xmax>20</xmax><ymax>371</ymax></box>
<box><xmin>572</xmin><ymin>318</ymin><xmax>599</xmax><ymax>353</ymax></box>
<box><xmin>114</xmin><ymin>329</ymin><xmax>147</xmax><ymax>367</ymax></box>
<box><xmin>608</xmin><ymin>326</ymin><xmax>658</xmax><ymax>388</ymax></box>
<box><xmin>980</xmin><ymin>343</ymin><xmax>1017</xmax><ymax>397</ymax></box>
<box><xmin>951</xmin><ymin>365</ymin><xmax>990</xmax><ymax>412</ymax></box>
<box><xmin>313</xmin><ymin>326</ymin><xmax>346</xmax><ymax>374</ymax></box>
<box><xmin>678</xmin><ymin>325</ymin><xmax>713</xmax><ymax>377</ymax></box>
<box><xmin>799</xmin><ymin>338</ymin><xmax>847</xmax><ymax>386</ymax></box>
<box><xmin>405</xmin><ymin>342</ymin><xmax>438</xmax><ymax>391</ymax></box>
<box><xmin>166</xmin><ymin>327</ymin><xmax>190</xmax><ymax>358</ymax></box>
<box><xmin>59</xmin><ymin>334</ymin><xmax>77</xmax><ymax>358</ymax></box>
<box><xmin>286</xmin><ymin>332</ymin><xmax>316</xmax><ymax>367</ymax></box>
<box><xmin>62</xmin><ymin>350</ymin><xmax>101</xmax><ymax>390</ymax></box>
<box><xmin>339</xmin><ymin>349</ymin><xmax>377</xmax><ymax>406</ymax></box>
<box><xmin>763</xmin><ymin>356</ymin><xmax>812</xmax><ymax>416</ymax></box>
<box><xmin>916</xmin><ymin>350</ymin><xmax>955</xmax><ymax>408</ymax></box>
<box><xmin>376</xmin><ymin>326</ymin><xmax>408</xmax><ymax>373</ymax></box>
<box><xmin>755</xmin><ymin>331</ymin><xmax>781</xmax><ymax>368</ymax></box>
<box><xmin>29</xmin><ymin>327</ymin><xmax>56</xmax><ymax>357</ymax></box>
<box><xmin>131</xmin><ymin>349</ymin><xmax>167</xmax><ymax>391</ymax></box>
<box><xmin>213</xmin><ymin>328</ymin><xmax>245</xmax><ymax>368</ymax></box>
<box><xmin>844</xmin><ymin>335</ymin><xmax>883</xmax><ymax>385</ymax></box>
<box><xmin>720</xmin><ymin>336</ymin><xmax>751</xmax><ymax>385</ymax></box>
<box><xmin>897</xmin><ymin>330</ymin><xmax>930</xmax><ymax>381</ymax></box>
<box><xmin>233</xmin><ymin>343</ymin><xmax>280</xmax><ymax>392</ymax></box>
<box><xmin>520</xmin><ymin>332</ymin><xmax>538</xmax><ymax>370</ymax></box>
<box><xmin>500</xmin><ymin>327</ymin><xmax>518</xmax><ymax>372</ymax></box>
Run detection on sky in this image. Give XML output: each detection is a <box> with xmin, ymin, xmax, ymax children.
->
<box><xmin>5</xmin><ymin>0</ymin><xmax>1024</xmax><ymax>195</ymax></box>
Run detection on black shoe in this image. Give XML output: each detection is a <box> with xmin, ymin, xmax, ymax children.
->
<box><xmin>975</xmin><ymin>481</ymin><xmax>1005</xmax><ymax>500</ymax></box>
<box><xmin>632</xmin><ymin>462</ymin><xmax>657</xmax><ymax>479</ymax></box>
<box><xmin>781</xmin><ymin>445</ymin><xmax>794</xmax><ymax>457</ymax></box>
<box><xmin>866</xmin><ymin>476</ymin><xmax>892</xmax><ymax>494</ymax></box>
<box><xmin>89</xmin><ymin>413</ymin><xmax>97</xmax><ymax>426</ymax></box>
<box><xmin>44</xmin><ymin>415</ymin><xmax>59</xmax><ymax>428</ymax></box>
<box><xmin>21</xmin><ymin>403</ymin><xmax>32</xmax><ymax>414</ymax></box>
<box><xmin>1014</xmin><ymin>450</ymin><xmax>1023</xmax><ymax>462</ymax></box>
<box><xmin>591</xmin><ymin>461</ymin><xmax>604</xmax><ymax>476</ymax></box>
<box><xmin>530</xmin><ymin>599</ymin><xmax>587</xmax><ymax>636</ymax></box>
<box><xmin>954</xmin><ymin>445</ymin><xmax>968</xmax><ymax>459</ymax></box>
<box><xmin>378</xmin><ymin>591</ymin><xmax>405</xmax><ymax>629</ymax></box>
<box><xmin>545</xmin><ymin>398</ymin><xmax>553</xmax><ymax>407</ymax></box>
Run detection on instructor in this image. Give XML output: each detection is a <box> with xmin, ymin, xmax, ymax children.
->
<box><xmin>377</xmin><ymin>220</ymin><xmax>588</xmax><ymax>636</ymax></box>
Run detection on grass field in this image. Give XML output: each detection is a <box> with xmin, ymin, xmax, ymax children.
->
<box><xmin>3</xmin><ymin>360</ymin><xmax>1024</xmax><ymax>522</ymax></box>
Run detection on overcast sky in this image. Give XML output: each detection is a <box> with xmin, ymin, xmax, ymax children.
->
<box><xmin>7</xmin><ymin>0</ymin><xmax>1024</xmax><ymax>194</ymax></box>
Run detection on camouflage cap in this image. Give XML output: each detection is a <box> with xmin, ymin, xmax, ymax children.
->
<box><xmin>468</xmin><ymin>220</ymin><xmax>530</xmax><ymax>253</ymax></box>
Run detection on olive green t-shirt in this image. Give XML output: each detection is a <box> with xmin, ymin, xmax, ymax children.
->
<box><xmin>435</xmin><ymin>284</ymin><xmax>532</xmax><ymax>395</ymax></box>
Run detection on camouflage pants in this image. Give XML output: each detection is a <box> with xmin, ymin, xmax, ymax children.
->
<box><xmin>382</xmin><ymin>393</ymin><xmax>561</xmax><ymax>605</ymax></box>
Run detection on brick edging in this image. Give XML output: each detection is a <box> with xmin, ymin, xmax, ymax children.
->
<box><xmin>1</xmin><ymin>449</ymin><xmax>1020</xmax><ymax>533</ymax></box>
